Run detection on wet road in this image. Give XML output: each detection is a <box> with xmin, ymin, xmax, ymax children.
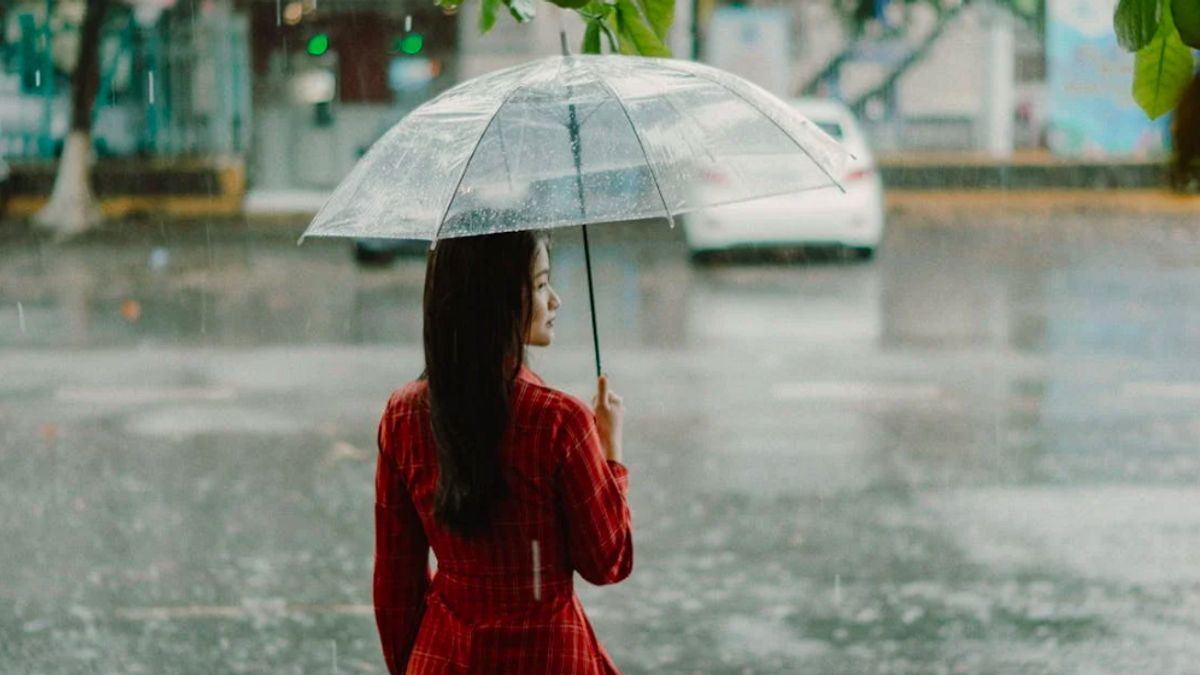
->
<box><xmin>2</xmin><ymin>207</ymin><xmax>1200</xmax><ymax>674</ymax></box>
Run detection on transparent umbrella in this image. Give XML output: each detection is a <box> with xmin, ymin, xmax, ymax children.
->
<box><xmin>301</xmin><ymin>50</ymin><xmax>851</xmax><ymax>376</ymax></box>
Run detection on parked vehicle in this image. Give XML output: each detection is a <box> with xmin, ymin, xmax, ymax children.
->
<box><xmin>353</xmin><ymin>237</ymin><xmax>428</xmax><ymax>265</ymax></box>
<box><xmin>683</xmin><ymin>98</ymin><xmax>885</xmax><ymax>260</ymax></box>
<box><xmin>0</xmin><ymin>157</ymin><xmax>10</xmax><ymax>218</ymax></box>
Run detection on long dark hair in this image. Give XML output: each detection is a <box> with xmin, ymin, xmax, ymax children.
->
<box><xmin>422</xmin><ymin>228</ymin><xmax>548</xmax><ymax>536</ymax></box>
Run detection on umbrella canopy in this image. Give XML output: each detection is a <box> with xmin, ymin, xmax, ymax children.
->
<box><xmin>301</xmin><ymin>54</ymin><xmax>850</xmax><ymax>243</ymax></box>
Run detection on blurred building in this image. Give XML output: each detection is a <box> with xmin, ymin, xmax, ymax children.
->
<box><xmin>246</xmin><ymin>0</ymin><xmax>457</xmax><ymax>192</ymax></box>
<box><xmin>0</xmin><ymin>0</ymin><xmax>251</xmax><ymax>158</ymax></box>
<box><xmin>0</xmin><ymin>0</ymin><xmax>458</xmax><ymax>201</ymax></box>
<box><xmin>453</xmin><ymin>0</ymin><xmax>1041</xmax><ymax>157</ymax></box>
<box><xmin>454</xmin><ymin>0</ymin><xmax>1167</xmax><ymax>161</ymax></box>
<box><xmin>0</xmin><ymin>0</ymin><xmax>1171</xmax><ymax>204</ymax></box>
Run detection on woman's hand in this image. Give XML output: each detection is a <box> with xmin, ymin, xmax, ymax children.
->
<box><xmin>592</xmin><ymin>375</ymin><xmax>625</xmax><ymax>463</ymax></box>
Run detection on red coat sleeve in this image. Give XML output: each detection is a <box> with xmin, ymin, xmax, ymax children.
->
<box><xmin>374</xmin><ymin>407</ymin><xmax>431</xmax><ymax>675</ymax></box>
<box><xmin>556</xmin><ymin>404</ymin><xmax>634</xmax><ymax>586</ymax></box>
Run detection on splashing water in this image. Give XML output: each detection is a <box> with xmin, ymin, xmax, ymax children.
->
<box><xmin>149</xmin><ymin>247</ymin><xmax>170</xmax><ymax>272</ymax></box>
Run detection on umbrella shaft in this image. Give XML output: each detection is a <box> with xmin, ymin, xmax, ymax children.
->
<box><xmin>566</xmin><ymin>85</ymin><xmax>601</xmax><ymax>379</ymax></box>
<box><xmin>581</xmin><ymin>223</ymin><xmax>602</xmax><ymax>378</ymax></box>
<box><xmin>567</xmin><ymin>103</ymin><xmax>585</xmax><ymax>218</ymax></box>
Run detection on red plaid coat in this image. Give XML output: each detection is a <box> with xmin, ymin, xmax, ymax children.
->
<box><xmin>374</xmin><ymin>365</ymin><xmax>633</xmax><ymax>674</ymax></box>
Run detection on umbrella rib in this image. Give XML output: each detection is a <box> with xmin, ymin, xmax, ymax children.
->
<box><xmin>582</xmin><ymin>65</ymin><xmax>676</xmax><ymax>226</ymax></box>
<box><xmin>667</xmin><ymin>65</ymin><xmax>847</xmax><ymax>194</ymax></box>
<box><xmin>658</xmin><ymin>90</ymin><xmax>717</xmax><ymax>164</ymax></box>
<box><xmin>430</xmin><ymin>68</ymin><xmax>543</xmax><ymax>245</ymax></box>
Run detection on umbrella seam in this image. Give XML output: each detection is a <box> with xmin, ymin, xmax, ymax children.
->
<box><xmin>580</xmin><ymin>62</ymin><xmax>677</xmax><ymax>226</ymax></box>
<box><xmin>664</xmin><ymin>62</ymin><xmax>847</xmax><ymax>195</ymax></box>
<box><xmin>657</xmin><ymin>89</ymin><xmax>717</xmax><ymax>164</ymax></box>
<box><xmin>431</xmin><ymin>61</ymin><xmax>554</xmax><ymax>245</ymax></box>
<box><xmin>304</xmin><ymin>61</ymin><xmax>547</xmax><ymax>242</ymax></box>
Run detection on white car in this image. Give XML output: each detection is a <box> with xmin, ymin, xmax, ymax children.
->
<box><xmin>683</xmin><ymin>98</ymin><xmax>885</xmax><ymax>260</ymax></box>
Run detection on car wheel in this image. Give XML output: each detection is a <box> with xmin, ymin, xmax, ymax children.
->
<box><xmin>850</xmin><ymin>246</ymin><xmax>876</xmax><ymax>261</ymax></box>
<box><xmin>354</xmin><ymin>244</ymin><xmax>397</xmax><ymax>266</ymax></box>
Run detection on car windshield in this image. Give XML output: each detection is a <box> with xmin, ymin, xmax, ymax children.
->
<box><xmin>812</xmin><ymin>120</ymin><xmax>845</xmax><ymax>140</ymax></box>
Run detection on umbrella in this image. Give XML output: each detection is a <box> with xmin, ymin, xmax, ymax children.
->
<box><xmin>301</xmin><ymin>42</ymin><xmax>851</xmax><ymax>377</ymax></box>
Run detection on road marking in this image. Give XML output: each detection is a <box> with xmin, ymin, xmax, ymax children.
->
<box><xmin>772</xmin><ymin>381</ymin><xmax>941</xmax><ymax>401</ymax></box>
<box><xmin>55</xmin><ymin>386</ymin><xmax>237</xmax><ymax>404</ymax></box>
<box><xmin>1122</xmin><ymin>382</ymin><xmax>1200</xmax><ymax>399</ymax></box>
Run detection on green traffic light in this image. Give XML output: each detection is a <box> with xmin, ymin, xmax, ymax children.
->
<box><xmin>307</xmin><ymin>33</ymin><xmax>329</xmax><ymax>56</ymax></box>
<box><xmin>399</xmin><ymin>33</ymin><xmax>424</xmax><ymax>55</ymax></box>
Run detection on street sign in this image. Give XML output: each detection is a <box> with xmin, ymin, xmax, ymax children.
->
<box><xmin>1046</xmin><ymin>0</ymin><xmax>1169</xmax><ymax>157</ymax></box>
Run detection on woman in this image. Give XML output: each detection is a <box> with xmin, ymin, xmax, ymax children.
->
<box><xmin>374</xmin><ymin>229</ymin><xmax>632</xmax><ymax>674</ymax></box>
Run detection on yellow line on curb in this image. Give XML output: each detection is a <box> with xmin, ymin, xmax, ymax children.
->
<box><xmin>886</xmin><ymin>189</ymin><xmax>1200</xmax><ymax>216</ymax></box>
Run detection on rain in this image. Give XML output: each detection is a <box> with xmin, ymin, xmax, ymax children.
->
<box><xmin>2</xmin><ymin>0</ymin><xmax>1200</xmax><ymax>673</ymax></box>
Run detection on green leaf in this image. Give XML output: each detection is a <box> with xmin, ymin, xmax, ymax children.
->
<box><xmin>582</xmin><ymin>20</ymin><xmax>601</xmax><ymax>53</ymax></box>
<box><xmin>1173</xmin><ymin>0</ymin><xmax>1200</xmax><ymax>47</ymax></box>
<box><xmin>1114</xmin><ymin>0</ymin><xmax>1161</xmax><ymax>51</ymax></box>
<box><xmin>634</xmin><ymin>0</ymin><xmax>673</xmax><ymax>41</ymax></box>
<box><xmin>609</xmin><ymin>13</ymin><xmax>636</xmax><ymax>55</ymax></box>
<box><xmin>615</xmin><ymin>0</ymin><xmax>671</xmax><ymax>56</ymax></box>
<box><xmin>1133</xmin><ymin>1</ymin><xmax>1195</xmax><ymax>118</ymax></box>
<box><xmin>597</xmin><ymin>17</ymin><xmax>620</xmax><ymax>52</ymax></box>
<box><xmin>548</xmin><ymin>0</ymin><xmax>590</xmax><ymax>8</ymax></box>
<box><xmin>479</xmin><ymin>0</ymin><xmax>498</xmax><ymax>33</ymax></box>
<box><xmin>504</xmin><ymin>0</ymin><xmax>535</xmax><ymax>23</ymax></box>
<box><xmin>582</xmin><ymin>0</ymin><xmax>615</xmax><ymax>17</ymax></box>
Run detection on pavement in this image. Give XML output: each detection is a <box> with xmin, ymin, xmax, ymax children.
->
<box><xmin>2</xmin><ymin>204</ymin><xmax>1200</xmax><ymax>674</ymax></box>
<box><xmin>3</xmin><ymin>144</ymin><xmax>1191</xmax><ymax>225</ymax></box>
<box><xmin>886</xmin><ymin>189</ymin><xmax>1200</xmax><ymax>217</ymax></box>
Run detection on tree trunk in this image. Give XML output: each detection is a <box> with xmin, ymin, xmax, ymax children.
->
<box><xmin>33</xmin><ymin>0</ymin><xmax>110</xmax><ymax>238</ymax></box>
<box><xmin>1171</xmin><ymin>72</ymin><xmax>1200</xmax><ymax>193</ymax></box>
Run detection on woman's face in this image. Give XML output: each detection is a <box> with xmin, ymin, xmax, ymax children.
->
<box><xmin>526</xmin><ymin>241</ymin><xmax>560</xmax><ymax>347</ymax></box>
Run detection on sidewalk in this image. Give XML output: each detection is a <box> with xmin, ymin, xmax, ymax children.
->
<box><xmin>877</xmin><ymin>149</ymin><xmax>1169</xmax><ymax>190</ymax></box>
<box><xmin>242</xmin><ymin>188</ymin><xmax>331</xmax><ymax>216</ymax></box>
<box><xmin>1</xmin><ymin>153</ymin><xmax>1194</xmax><ymax>225</ymax></box>
<box><xmin>240</xmin><ymin>187</ymin><xmax>1198</xmax><ymax>223</ymax></box>
<box><xmin>886</xmin><ymin>189</ymin><xmax>1200</xmax><ymax>217</ymax></box>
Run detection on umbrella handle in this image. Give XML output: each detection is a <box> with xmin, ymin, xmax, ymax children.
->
<box><xmin>558</xmin><ymin>8</ymin><xmax>569</xmax><ymax>57</ymax></box>
<box><xmin>581</xmin><ymin>223</ymin><xmax>602</xmax><ymax>379</ymax></box>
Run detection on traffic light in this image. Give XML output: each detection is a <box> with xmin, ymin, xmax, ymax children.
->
<box><xmin>307</xmin><ymin>33</ymin><xmax>329</xmax><ymax>56</ymax></box>
<box><xmin>394</xmin><ymin>33</ymin><xmax>424</xmax><ymax>55</ymax></box>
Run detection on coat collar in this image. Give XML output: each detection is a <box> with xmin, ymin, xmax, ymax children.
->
<box><xmin>516</xmin><ymin>363</ymin><xmax>545</xmax><ymax>386</ymax></box>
